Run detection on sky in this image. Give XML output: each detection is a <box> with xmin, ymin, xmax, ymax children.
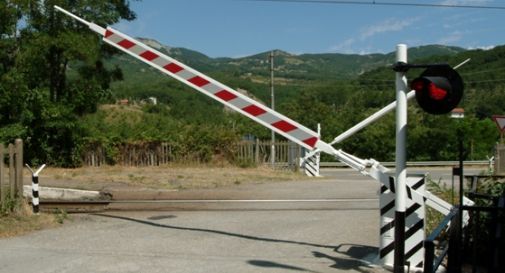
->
<box><xmin>112</xmin><ymin>0</ymin><xmax>505</xmax><ymax>58</ymax></box>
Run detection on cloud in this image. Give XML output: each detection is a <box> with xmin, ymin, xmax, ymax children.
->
<box><xmin>437</xmin><ymin>30</ymin><xmax>464</xmax><ymax>44</ymax></box>
<box><xmin>467</xmin><ymin>45</ymin><xmax>495</xmax><ymax>50</ymax></box>
<box><xmin>328</xmin><ymin>16</ymin><xmax>420</xmax><ymax>54</ymax></box>
<box><xmin>439</xmin><ymin>0</ymin><xmax>494</xmax><ymax>5</ymax></box>
<box><xmin>329</xmin><ymin>38</ymin><xmax>356</xmax><ymax>53</ymax></box>
<box><xmin>360</xmin><ymin>17</ymin><xmax>421</xmax><ymax>40</ymax></box>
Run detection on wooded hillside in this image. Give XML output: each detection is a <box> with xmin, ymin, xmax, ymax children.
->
<box><xmin>1</xmin><ymin>1</ymin><xmax>503</xmax><ymax>166</ymax></box>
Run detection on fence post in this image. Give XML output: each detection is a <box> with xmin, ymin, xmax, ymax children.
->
<box><xmin>15</xmin><ymin>139</ymin><xmax>23</xmax><ymax>198</ymax></box>
<box><xmin>447</xmin><ymin>207</ymin><xmax>462</xmax><ymax>273</ymax></box>
<box><xmin>423</xmin><ymin>239</ymin><xmax>435</xmax><ymax>273</ymax></box>
<box><xmin>8</xmin><ymin>144</ymin><xmax>15</xmax><ymax>200</ymax></box>
<box><xmin>295</xmin><ymin>144</ymin><xmax>301</xmax><ymax>173</ymax></box>
<box><xmin>496</xmin><ymin>144</ymin><xmax>505</xmax><ymax>175</ymax></box>
<box><xmin>0</xmin><ymin>144</ymin><xmax>4</xmax><ymax>207</ymax></box>
<box><xmin>255</xmin><ymin>139</ymin><xmax>260</xmax><ymax>164</ymax></box>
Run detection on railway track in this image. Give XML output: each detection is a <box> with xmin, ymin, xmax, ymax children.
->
<box><xmin>39</xmin><ymin>200</ymin><xmax>111</xmax><ymax>213</ymax></box>
<box><xmin>39</xmin><ymin>198</ymin><xmax>379</xmax><ymax>213</ymax></box>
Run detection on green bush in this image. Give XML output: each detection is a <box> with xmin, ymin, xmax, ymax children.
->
<box><xmin>0</xmin><ymin>194</ymin><xmax>23</xmax><ymax>216</ymax></box>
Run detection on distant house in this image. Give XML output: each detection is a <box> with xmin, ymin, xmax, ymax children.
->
<box><xmin>118</xmin><ymin>99</ymin><xmax>129</xmax><ymax>105</ymax></box>
<box><xmin>451</xmin><ymin>108</ymin><xmax>465</xmax><ymax>119</ymax></box>
<box><xmin>147</xmin><ymin>97</ymin><xmax>158</xmax><ymax>105</ymax></box>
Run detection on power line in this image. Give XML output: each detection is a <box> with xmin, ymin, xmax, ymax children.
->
<box><xmin>246</xmin><ymin>0</ymin><xmax>505</xmax><ymax>10</ymax></box>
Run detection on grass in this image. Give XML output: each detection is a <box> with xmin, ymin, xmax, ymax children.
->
<box><xmin>425</xmin><ymin>177</ymin><xmax>458</xmax><ymax>235</ymax></box>
<box><xmin>3</xmin><ymin>165</ymin><xmax>309</xmax><ymax>238</ymax></box>
<box><xmin>29</xmin><ymin>164</ymin><xmax>307</xmax><ymax>192</ymax></box>
<box><xmin>424</xmin><ymin>174</ymin><xmax>504</xmax><ymax>238</ymax></box>
<box><xmin>0</xmin><ymin>199</ymin><xmax>61</xmax><ymax>238</ymax></box>
<box><xmin>3</xmin><ymin>164</ymin><xmax>307</xmax><ymax>238</ymax></box>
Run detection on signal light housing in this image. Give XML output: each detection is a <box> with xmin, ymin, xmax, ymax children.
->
<box><xmin>411</xmin><ymin>65</ymin><xmax>464</xmax><ymax>115</ymax></box>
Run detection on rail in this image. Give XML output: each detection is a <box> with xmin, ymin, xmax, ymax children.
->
<box><xmin>38</xmin><ymin>200</ymin><xmax>110</xmax><ymax>213</ymax></box>
<box><xmin>320</xmin><ymin>160</ymin><xmax>489</xmax><ymax>168</ymax></box>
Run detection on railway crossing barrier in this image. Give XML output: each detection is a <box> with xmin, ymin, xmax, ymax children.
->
<box><xmin>54</xmin><ymin>6</ymin><xmax>473</xmax><ymax>271</ymax></box>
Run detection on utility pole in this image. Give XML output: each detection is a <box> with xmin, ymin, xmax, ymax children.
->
<box><xmin>270</xmin><ymin>51</ymin><xmax>275</xmax><ymax>167</ymax></box>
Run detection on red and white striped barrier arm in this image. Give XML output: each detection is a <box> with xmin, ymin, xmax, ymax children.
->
<box><xmin>103</xmin><ymin>28</ymin><xmax>320</xmax><ymax>149</ymax></box>
<box><xmin>54</xmin><ymin>6</ymin><xmax>320</xmax><ymax>150</ymax></box>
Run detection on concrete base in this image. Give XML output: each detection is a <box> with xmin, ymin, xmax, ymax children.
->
<box><xmin>23</xmin><ymin>185</ymin><xmax>109</xmax><ymax>200</ymax></box>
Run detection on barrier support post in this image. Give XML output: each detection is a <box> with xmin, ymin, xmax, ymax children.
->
<box><xmin>394</xmin><ymin>44</ymin><xmax>408</xmax><ymax>273</ymax></box>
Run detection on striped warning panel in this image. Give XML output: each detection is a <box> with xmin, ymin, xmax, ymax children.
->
<box><xmin>379</xmin><ymin>175</ymin><xmax>426</xmax><ymax>268</ymax></box>
<box><xmin>302</xmin><ymin>149</ymin><xmax>321</xmax><ymax>177</ymax></box>
<box><xmin>101</xmin><ymin>27</ymin><xmax>319</xmax><ymax>150</ymax></box>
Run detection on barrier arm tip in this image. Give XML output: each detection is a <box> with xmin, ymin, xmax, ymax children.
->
<box><xmin>54</xmin><ymin>5</ymin><xmax>106</xmax><ymax>36</ymax></box>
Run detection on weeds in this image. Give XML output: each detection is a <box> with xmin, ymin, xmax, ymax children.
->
<box><xmin>0</xmin><ymin>193</ymin><xmax>23</xmax><ymax>216</ymax></box>
<box><xmin>425</xmin><ymin>177</ymin><xmax>456</xmax><ymax>234</ymax></box>
<box><xmin>0</xmin><ymin>198</ymin><xmax>59</xmax><ymax>238</ymax></box>
<box><xmin>235</xmin><ymin>158</ymin><xmax>257</xmax><ymax>168</ymax></box>
<box><xmin>128</xmin><ymin>173</ymin><xmax>146</xmax><ymax>183</ymax></box>
<box><xmin>54</xmin><ymin>209</ymin><xmax>68</xmax><ymax>224</ymax></box>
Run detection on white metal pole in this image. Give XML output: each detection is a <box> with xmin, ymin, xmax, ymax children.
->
<box><xmin>270</xmin><ymin>51</ymin><xmax>276</xmax><ymax>167</ymax></box>
<box><xmin>54</xmin><ymin>6</ymin><xmax>106</xmax><ymax>36</ymax></box>
<box><xmin>394</xmin><ymin>44</ymin><xmax>408</xmax><ymax>273</ymax></box>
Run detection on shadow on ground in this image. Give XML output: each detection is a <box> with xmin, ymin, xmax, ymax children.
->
<box><xmin>248</xmin><ymin>260</ymin><xmax>321</xmax><ymax>272</ymax></box>
<box><xmin>94</xmin><ymin>213</ymin><xmax>338</xmax><ymax>249</ymax></box>
<box><xmin>94</xmin><ymin>214</ymin><xmax>382</xmax><ymax>272</ymax></box>
<box><xmin>313</xmin><ymin>244</ymin><xmax>381</xmax><ymax>273</ymax></box>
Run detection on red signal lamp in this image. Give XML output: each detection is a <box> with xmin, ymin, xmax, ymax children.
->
<box><xmin>410</xmin><ymin>65</ymin><xmax>463</xmax><ymax>115</ymax></box>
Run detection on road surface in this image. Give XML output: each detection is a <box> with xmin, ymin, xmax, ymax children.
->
<box><xmin>1</xmin><ymin>167</ymin><xmax>482</xmax><ymax>273</ymax></box>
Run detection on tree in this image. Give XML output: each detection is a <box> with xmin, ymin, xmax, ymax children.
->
<box><xmin>0</xmin><ymin>0</ymin><xmax>137</xmax><ymax>166</ymax></box>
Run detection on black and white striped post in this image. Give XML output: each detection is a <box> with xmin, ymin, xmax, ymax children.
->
<box><xmin>380</xmin><ymin>174</ymin><xmax>426</xmax><ymax>269</ymax></box>
<box><xmin>394</xmin><ymin>44</ymin><xmax>408</xmax><ymax>273</ymax></box>
<box><xmin>26</xmin><ymin>164</ymin><xmax>46</xmax><ymax>214</ymax></box>
<box><xmin>302</xmin><ymin>123</ymin><xmax>322</xmax><ymax>177</ymax></box>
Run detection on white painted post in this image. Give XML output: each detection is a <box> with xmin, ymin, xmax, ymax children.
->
<box><xmin>270</xmin><ymin>51</ymin><xmax>276</xmax><ymax>168</ymax></box>
<box><xmin>394</xmin><ymin>44</ymin><xmax>408</xmax><ymax>273</ymax></box>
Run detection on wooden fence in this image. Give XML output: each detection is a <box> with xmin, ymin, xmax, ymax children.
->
<box><xmin>84</xmin><ymin>142</ymin><xmax>177</xmax><ymax>167</ymax></box>
<box><xmin>0</xmin><ymin>139</ymin><xmax>24</xmax><ymax>210</ymax></box>
<box><xmin>234</xmin><ymin>140</ymin><xmax>302</xmax><ymax>169</ymax></box>
<box><xmin>83</xmin><ymin>140</ymin><xmax>303</xmax><ymax>169</ymax></box>
<box><xmin>83</xmin><ymin>142</ymin><xmax>213</xmax><ymax>166</ymax></box>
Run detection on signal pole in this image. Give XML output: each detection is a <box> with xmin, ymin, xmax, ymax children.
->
<box><xmin>270</xmin><ymin>51</ymin><xmax>275</xmax><ymax>167</ymax></box>
<box><xmin>394</xmin><ymin>44</ymin><xmax>408</xmax><ymax>273</ymax></box>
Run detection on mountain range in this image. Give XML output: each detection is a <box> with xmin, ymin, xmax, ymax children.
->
<box><xmin>111</xmin><ymin>38</ymin><xmax>466</xmax><ymax>84</ymax></box>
